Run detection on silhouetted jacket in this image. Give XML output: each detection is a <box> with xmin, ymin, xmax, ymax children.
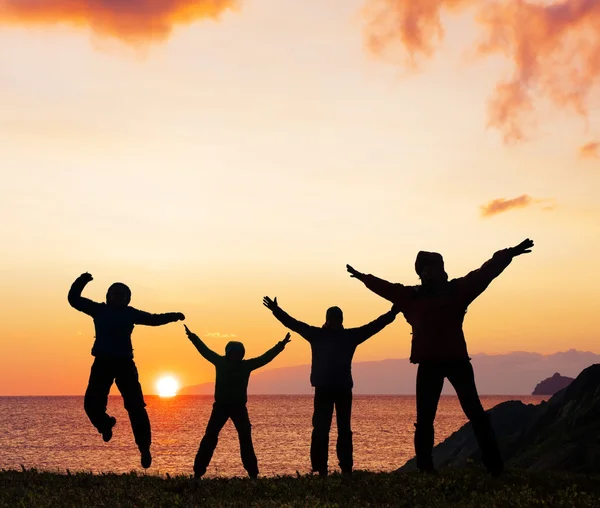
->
<box><xmin>189</xmin><ymin>336</ymin><xmax>287</xmax><ymax>405</ymax></box>
<box><xmin>271</xmin><ymin>308</ymin><xmax>396</xmax><ymax>389</ymax></box>
<box><xmin>357</xmin><ymin>249</ymin><xmax>514</xmax><ymax>363</ymax></box>
<box><xmin>68</xmin><ymin>276</ymin><xmax>181</xmax><ymax>358</ymax></box>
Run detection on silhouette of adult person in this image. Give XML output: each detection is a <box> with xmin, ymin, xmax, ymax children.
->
<box><xmin>263</xmin><ymin>296</ymin><xmax>400</xmax><ymax>476</ymax></box>
<box><xmin>347</xmin><ymin>239</ymin><xmax>534</xmax><ymax>476</ymax></box>
<box><xmin>184</xmin><ymin>325</ymin><xmax>291</xmax><ymax>479</ymax></box>
<box><xmin>68</xmin><ymin>272</ymin><xmax>185</xmax><ymax>469</ymax></box>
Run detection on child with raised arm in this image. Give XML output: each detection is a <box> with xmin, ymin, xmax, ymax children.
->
<box><xmin>347</xmin><ymin>238</ymin><xmax>535</xmax><ymax>476</ymax></box>
<box><xmin>184</xmin><ymin>325</ymin><xmax>291</xmax><ymax>479</ymax></box>
<box><xmin>263</xmin><ymin>297</ymin><xmax>400</xmax><ymax>476</ymax></box>
<box><xmin>68</xmin><ymin>272</ymin><xmax>185</xmax><ymax>469</ymax></box>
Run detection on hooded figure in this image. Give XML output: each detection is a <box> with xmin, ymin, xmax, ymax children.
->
<box><xmin>185</xmin><ymin>325</ymin><xmax>290</xmax><ymax>479</ymax></box>
<box><xmin>347</xmin><ymin>239</ymin><xmax>534</xmax><ymax>476</ymax></box>
<box><xmin>68</xmin><ymin>272</ymin><xmax>185</xmax><ymax>469</ymax></box>
<box><xmin>263</xmin><ymin>296</ymin><xmax>399</xmax><ymax>476</ymax></box>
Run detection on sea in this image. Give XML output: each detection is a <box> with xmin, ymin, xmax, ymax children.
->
<box><xmin>0</xmin><ymin>395</ymin><xmax>547</xmax><ymax>478</ymax></box>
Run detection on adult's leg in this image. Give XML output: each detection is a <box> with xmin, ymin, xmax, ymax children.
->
<box><xmin>311</xmin><ymin>387</ymin><xmax>335</xmax><ymax>475</ymax></box>
<box><xmin>334</xmin><ymin>389</ymin><xmax>353</xmax><ymax>474</ymax></box>
<box><xmin>230</xmin><ymin>405</ymin><xmax>259</xmax><ymax>478</ymax></box>
<box><xmin>84</xmin><ymin>357</ymin><xmax>116</xmax><ymax>440</ymax></box>
<box><xmin>194</xmin><ymin>403</ymin><xmax>229</xmax><ymax>478</ymax></box>
<box><xmin>415</xmin><ymin>362</ymin><xmax>445</xmax><ymax>472</ymax></box>
<box><xmin>447</xmin><ymin>361</ymin><xmax>503</xmax><ymax>476</ymax></box>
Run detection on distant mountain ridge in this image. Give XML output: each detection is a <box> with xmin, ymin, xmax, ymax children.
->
<box><xmin>180</xmin><ymin>349</ymin><xmax>600</xmax><ymax>396</ymax></box>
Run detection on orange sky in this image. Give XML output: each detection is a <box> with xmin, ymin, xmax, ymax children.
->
<box><xmin>1</xmin><ymin>0</ymin><xmax>599</xmax><ymax>395</ymax></box>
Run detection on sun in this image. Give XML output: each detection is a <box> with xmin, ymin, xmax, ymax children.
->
<box><xmin>156</xmin><ymin>376</ymin><xmax>179</xmax><ymax>397</ymax></box>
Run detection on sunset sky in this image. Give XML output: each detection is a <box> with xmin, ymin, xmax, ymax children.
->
<box><xmin>1</xmin><ymin>0</ymin><xmax>599</xmax><ymax>395</ymax></box>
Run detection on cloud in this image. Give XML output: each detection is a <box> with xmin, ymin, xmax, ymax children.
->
<box><xmin>363</xmin><ymin>0</ymin><xmax>600</xmax><ymax>143</ymax></box>
<box><xmin>205</xmin><ymin>332</ymin><xmax>237</xmax><ymax>339</ymax></box>
<box><xmin>579</xmin><ymin>141</ymin><xmax>600</xmax><ymax>159</ymax></box>
<box><xmin>480</xmin><ymin>194</ymin><xmax>556</xmax><ymax>217</ymax></box>
<box><xmin>0</xmin><ymin>0</ymin><xmax>237</xmax><ymax>43</ymax></box>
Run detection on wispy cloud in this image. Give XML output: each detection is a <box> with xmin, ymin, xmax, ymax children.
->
<box><xmin>205</xmin><ymin>332</ymin><xmax>237</xmax><ymax>339</ymax></box>
<box><xmin>579</xmin><ymin>141</ymin><xmax>600</xmax><ymax>159</ymax></box>
<box><xmin>0</xmin><ymin>0</ymin><xmax>237</xmax><ymax>43</ymax></box>
<box><xmin>363</xmin><ymin>0</ymin><xmax>600</xmax><ymax>144</ymax></box>
<box><xmin>480</xmin><ymin>194</ymin><xmax>556</xmax><ymax>218</ymax></box>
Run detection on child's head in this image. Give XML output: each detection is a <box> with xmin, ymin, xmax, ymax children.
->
<box><xmin>106</xmin><ymin>282</ymin><xmax>131</xmax><ymax>306</ymax></box>
<box><xmin>225</xmin><ymin>341</ymin><xmax>246</xmax><ymax>361</ymax></box>
<box><xmin>415</xmin><ymin>251</ymin><xmax>448</xmax><ymax>284</ymax></box>
<box><xmin>324</xmin><ymin>306</ymin><xmax>343</xmax><ymax>330</ymax></box>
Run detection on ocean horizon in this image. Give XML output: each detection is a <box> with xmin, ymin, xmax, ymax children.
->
<box><xmin>0</xmin><ymin>395</ymin><xmax>548</xmax><ymax>478</ymax></box>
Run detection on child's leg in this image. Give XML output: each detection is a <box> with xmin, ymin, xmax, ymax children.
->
<box><xmin>84</xmin><ymin>357</ymin><xmax>116</xmax><ymax>438</ymax></box>
<box><xmin>230</xmin><ymin>405</ymin><xmax>259</xmax><ymax>478</ymax></box>
<box><xmin>114</xmin><ymin>359</ymin><xmax>151</xmax><ymax>464</ymax></box>
<box><xmin>334</xmin><ymin>389</ymin><xmax>353</xmax><ymax>474</ymax></box>
<box><xmin>447</xmin><ymin>360</ymin><xmax>503</xmax><ymax>475</ymax></box>
<box><xmin>414</xmin><ymin>362</ymin><xmax>445</xmax><ymax>472</ymax></box>
<box><xmin>311</xmin><ymin>387</ymin><xmax>335</xmax><ymax>475</ymax></box>
<box><xmin>194</xmin><ymin>403</ymin><xmax>229</xmax><ymax>478</ymax></box>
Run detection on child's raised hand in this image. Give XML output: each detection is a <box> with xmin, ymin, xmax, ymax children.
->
<box><xmin>184</xmin><ymin>324</ymin><xmax>196</xmax><ymax>339</ymax></box>
<box><xmin>282</xmin><ymin>332</ymin><xmax>291</xmax><ymax>346</ymax></box>
<box><xmin>80</xmin><ymin>272</ymin><xmax>93</xmax><ymax>282</ymax></box>
<box><xmin>174</xmin><ymin>313</ymin><xmax>185</xmax><ymax>321</ymax></box>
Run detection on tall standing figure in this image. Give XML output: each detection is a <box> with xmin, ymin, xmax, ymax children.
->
<box><xmin>68</xmin><ymin>272</ymin><xmax>185</xmax><ymax>468</ymax></box>
<box><xmin>184</xmin><ymin>325</ymin><xmax>290</xmax><ymax>479</ymax></box>
<box><xmin>263</xmin><ymin>296</ymin><xmax>399</xmax><ymax>476</ymax></box>
<box><xmin>347</xmin><ymin>239</ymin><xmax>534</xmax><ymax>476</ymax></box>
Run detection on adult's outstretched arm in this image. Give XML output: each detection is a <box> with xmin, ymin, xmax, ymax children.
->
<box><xmin>263</xmin><ymin>296</ymin><xmax>315</xmax><ymax>341</ymax></box>
<box><xmin>457</xmin><ymin>239</ymin><xmax>534</xmax><ymax>305</ymax></box>
<box><xmin>347</xmin><ymin>265</ymin><xmax>412</xmax><ymax>310</ymax></box>
<box><xmin>349</xmin><ymin>306</ymin><xmax>400</xmax><ymax>346</ymax></box>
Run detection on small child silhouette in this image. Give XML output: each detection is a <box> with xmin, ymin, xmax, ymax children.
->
<box><xmin>68</xmin><ymin>272</ymin><xmax>185</xmax><ymax>469</ymax></box>
<box><xmin>184</xmin><ymin>324</ymin><xmax>290</xmax><ymax>479</ymax></box>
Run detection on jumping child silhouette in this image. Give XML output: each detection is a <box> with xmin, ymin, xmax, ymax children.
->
<box><xmin>68</xmin><ymin>272</ymin><xmax>185</xmax><ymax>468</ymax></box>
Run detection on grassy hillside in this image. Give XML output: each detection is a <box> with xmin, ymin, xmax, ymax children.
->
<box><xmin>2</xmin><ymin>468</ymin><xmax>599</xmax><ymax>507</ymax></box>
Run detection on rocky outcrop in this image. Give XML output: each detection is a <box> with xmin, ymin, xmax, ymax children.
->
<box><xmin>400</xmin><ymin>364</ymin><xmax>600</xmax><ymax>474</ymax></box>
<box><xmin>532</xmin><ymin>373</ymin><xmax>574</xmax><ymax>395</ymax></box>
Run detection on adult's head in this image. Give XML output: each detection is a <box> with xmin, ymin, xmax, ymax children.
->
<box><xmin>415</xmin><ymin>251</ymin><xmax>448</xmax><ymax>284</ymax></box>
<box><xmin>106</xmin><ymin>283</ymin><xmax>131</xmax><ymax>306</ymax></box>
<box><xmin>225</xmin><ymin>341</ymin><xmax>246</xmax><ymax>361</ymax></box>
<box><xmin>324</xmin><ymin>306</ymin><xmax>344</xmax><ymax>330</ymax></box>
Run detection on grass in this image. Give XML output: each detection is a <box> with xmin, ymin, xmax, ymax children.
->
<box><xmin>1</xmin><ymin>467</ymin><xmax>599</xmax><ymax>507</ymax></box>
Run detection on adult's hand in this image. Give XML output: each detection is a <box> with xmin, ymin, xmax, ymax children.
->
<box><xmin>263</xmin><ymin>296</ymin><xmax>279</xmax><ymax>311</ymax></box>
<box><xmin>510</xmin><ymin>239</ymin><xmax>534</xmax><ymax>257</ymax></box>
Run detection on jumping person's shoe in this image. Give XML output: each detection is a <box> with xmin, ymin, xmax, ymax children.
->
<box><xmin>140</xmin><ymin>448</ymin><xmax>152</xmax><ymax>469</ymax></box>
<box><xmin>102</xmin><ymin>417</ymin><xmax>117</xmax><ymax>443</ymax></box>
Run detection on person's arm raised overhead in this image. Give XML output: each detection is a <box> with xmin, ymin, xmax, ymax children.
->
<box><xmin>67</xmin><ymin>272</ymin><xmax>100</xmax><ymax>316</ymax></box>
<box><xmin>245</xmin><ymin>333</ymin><xmax>291</xmax><ymax>371</ymax></box>
<box><xmin>184</xmin><ymin>325</ymin><xmax>221</xmax><ymax>365</ymax></box>
<box><xmin>263</xmin><ymin>296</ymin><xmax>314</xmax><ymax>340</ymax></box>
<box><xmin>132</xmin><ymin>309</ymin><xmax>185</xmax><ymax>327</ymax></box>
<box><xmin>347</xmin><ymin>264</ymin><xmax>412</xmax><ymax>311</ymax></box>
<box><xmin>349</xmin><ymin>304</ymin><xmax>401</xmax><ymax>346</ymax></box>
<box><xmin>458</xmin><ymin>238</ymin><xmax>534</xmax><ymax>305</ymax></box>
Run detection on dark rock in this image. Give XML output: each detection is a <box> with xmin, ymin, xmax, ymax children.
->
<box><xmin>399</xmin><ymin>364</ymin><xmax>600</xmax><ymax>474</ymax></box>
